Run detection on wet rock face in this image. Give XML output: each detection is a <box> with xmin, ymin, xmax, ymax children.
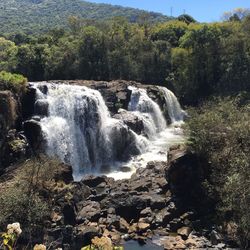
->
<box><xmin>113</xmin><ymin>109</ymin><xmax>144</xmax><ymax>135</ymax></box>
<box><xmin>34</xmin><ymin>99</ymin><xmax>49</xmax><ymax>116</ymax></box>
<box><xmin>23</xmin><ymin>119</ymin><xmax>44</xmax><ymax>151</ymax></box>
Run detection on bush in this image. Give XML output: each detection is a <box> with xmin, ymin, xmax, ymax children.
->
<box><xmin>0</xmin><ymin>157</ymin><xmax>66</xmax><ymax>242</ymax></box>
<box><xmin>186</xmin><ymin>97</ymin><xmax>250</xmax><ymax>247</ymax></box>
<box><xmin>0</xmin><ymin>71</ymin><xmax>27</xmax><ymax>94</ymax></box>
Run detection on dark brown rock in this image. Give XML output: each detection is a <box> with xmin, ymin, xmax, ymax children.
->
<box><xmin>77</xmin><ymin>201</ymin><xmax>102</xmax><ymax>223</ymax></box>
<box><xmin>23</xmin><ymin>119</ymin><xmax>43</xmax><ymax>151</ymax></box>
<box><xmin>54</xmin><ymin>163</ymin><xmax>73</xmax><ymax>184</ymax></box>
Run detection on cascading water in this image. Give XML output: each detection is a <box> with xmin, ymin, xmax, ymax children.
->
<box><xmin>128</xmin><ymin>86</ymin><xmax>166</xmax><ymax>139</ymax></box>
<box><xmin>31</xmin><ymin>82</ymin><xmax>185</xmax><ymax>180</ymax></box>
<box><xmin>107</xmin><ymin>86</ymin><xmax>186</xmax><ymax>180</ymax></box>
<box><xmin>158</xmin><ymin>86</ymin><xmax>187</xmax><ymax>123</ymax></box>
<box><xmin>32</xmin><ymin>83</ymin><xmax>147</xmax><ymax>179</ymax></box>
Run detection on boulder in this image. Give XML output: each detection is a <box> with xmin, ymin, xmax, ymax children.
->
<box><xmin>34</xmin><ymin>99</ymin><xmax>49</xmax><ymax>116</ymax></box>
<box><xmin>109</xmin><ymin>122</ymin><xmax>141</xmax><ymax>161</ymax></box>
<box><xmin>177</xmin><ymin>226</ymin><xmax>192</xmax><ymax>240</ymax></box>
<box><xmin>137</xmin><ymin>222</ymin><xmax>150</xmax><ymax>232</ymax></box>
<box><xmin>23</xmin><ymin>119</ymin><xmax>43</xmax><ymax>151</ymax></box>
<box><xmin>119</xmin><ymin>218</ymin><xmax>130</xmax><ymax>232</ymax></box>
<box><xmin>210</xmin><ymin>230</ymin><xmax>222</xmax><ymax>245</ymax></box>
<box><xmin>77</xmin><ymin>201</ymin><xmax>102</xmax><ymax>223</ymax></box>
<box><xmin>75</xmin><ymin>225</ymin><xmax>100</xmax><ymax>248</ymax></box>
<box><xmin>113</xmin><ymin>109</ymin><xmax>144</xmax><ymax>134</ymax></box>
<box><xmin>166</xmin><ymin>152</ymin><xmax>206</xmax><ymax>208</ymax></box>
<box><xmin>81</xmin><ymin>175</ymin><xmax>109</xmax><ymax>188</ymax></box>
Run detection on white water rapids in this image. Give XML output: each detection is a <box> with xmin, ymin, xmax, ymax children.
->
<box><xmin>31</xmin><ymin>83</ymin><xmax>185</xmax><ymax>180</ymax></box>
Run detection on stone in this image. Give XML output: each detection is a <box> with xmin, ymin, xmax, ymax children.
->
<box><xmin>51</xmin><ymin>211</ymin><xmax>63</xmax><ymax>223</ymax></box>
<box><xmin>119</xmin><ymin>218</ymin><xmax>130</xmax><ymax>232</ymax></box>
<box><xmin>106</xmin><ymin>214</ymin><xmax>120</xmax><ymax>229</ymax></box>
<box><xmin>109</xmin><ymin>230</ymin><xmax>121</xmax><ymax>243</ymax></box>
<box><xmin>177</xmin><ymin>227</ymin><xmax>192</xmax><ymax>240</ymax></box>
<box><xmin>113</xmin><ymin>109</ymin><xmax>144</xmax><ymax>134</ymax></box>
<box><xmin>77</xmin><ymin>201</ymin><xmax>101</xmax><ymax>223</ymax></box>
<box><xmin>81</xmin><ymin>175</ymin><xmax>108</xmax><ymax>188</ymax></box>
<box><xmin>210</xmin><ymin>230</ymin><xmax>222</xmax><ymax>245</ymax></box>
<box><xmin>23</xmin><ymin>119</ymin><xmax>43</xmax><ymax>150</ymax></box>
<box><xmin>154</xmin><ymin>208</ymin><xmax>172</xmax><ymax>227</ymax></box>
<box><xmin>150</xmin><ymin>195</ymin><xmax>166</xmax><ymax>209</ymax></box>
<box><xmin>107</xmin><ymin>207</ymin><xmax>116</xmax><ymax>214</ymax></box>
<box><xmin>140</xmin><ymin>207</ymin><xmax>152</xmax><ymax>217</ymax></box>
<box><xmin>91</xmin><ymin>236</ymin><xmax>112</xmax><ymax>250</ymax></box>
<box><xmin>137</xmin><ymin>222</ymin><xmax>150</xmax><ymax>232</ymax></box>
<box><xmin>34</xmin><ymin>99</ymin><xmax>49</xmax><ymax>116</ymax></box>
<box><xmin>128</xmin><ymin>223</ymin><xmax>137</xmax><ymax>234</ymax></box>
<box><xmin>169</xmin><ymin>218</ymin><xmax>184</xmax><ymax>232</ymax></box>
<box><xmin>75</xmin><ymin>225</ymin><xmax>100</xmax><ymax>247</ymax></box>
<box><xmin>138</xmin><ymin>217</ymin><xmax>153</xmax><ymax>224</ymax></box>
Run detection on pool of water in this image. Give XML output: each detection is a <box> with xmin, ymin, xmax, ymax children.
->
<box><xmin>124</xmin><ymin>240</ymin><xmax>163</xmax><ymax>250</ymax></box>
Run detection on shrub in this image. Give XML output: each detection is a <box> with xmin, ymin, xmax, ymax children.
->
<box><xmin>0</xmin><ymin>157</ymin><xmax>66</xmax><ymax>242</ymax></box>
<box><xmin>186</xmin><ymin>97</ymin><xmax>250</xmax><ymax>247</ymax></box>
<box><xmin>0</xmin><ymin>71</ymin><xmax>27</xmax><ymax>94</ymax></box>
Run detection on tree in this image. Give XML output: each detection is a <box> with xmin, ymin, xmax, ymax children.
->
<box><xmin>177</xmin><ymin>14</ymin><xmax>196</xmax><ymax>24</ymax></box>
<box><xmin>78</xmin><ymin>26</ymin><xmax>109</xmax><ymax>80</ymax></box>
<box><xmin>0</xmin><ymin>37</ymin><xmax>17</xmax><ymax>72</ymax></box>
<box><xmin>222</xmin><ymin>8</ymin><xmax>250</xmax><ymax>21</ymax></box>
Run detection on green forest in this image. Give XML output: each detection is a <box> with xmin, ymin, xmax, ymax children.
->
<box><xmin>1</xmin><ymin>12</ymin><xmax>250</xmax><ymax>104</ymax></box>
<box><xmin>0</xmin><ymin>0</ymin><xmax>170</xmax><ymax>34</ymax></box>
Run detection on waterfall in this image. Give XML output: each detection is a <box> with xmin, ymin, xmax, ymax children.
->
<box><xmin>32</xmin><ymin>83</ymin><xmax>147</xmax><ymax>178</ymax></box>
<box><xmin>158</xmin><ymin>86</ymin><xmax>186</xmax><ymax>123</ymax></box>
<box><xmin>30</xmin><ymin>82</ymin><xmax>185</xmax><ymax>180</ymax></box>
<box><xmin>128</xmin><ymin>86</ymin><xmax>166</xmax><ymax>138</ymax></box>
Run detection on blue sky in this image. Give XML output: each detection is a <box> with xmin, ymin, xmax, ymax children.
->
<box><xmin>88</xmin><ymin>0</ymin><xmax>250</xmax><ymax>22</ymax></box>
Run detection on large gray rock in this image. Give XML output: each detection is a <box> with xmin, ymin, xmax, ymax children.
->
<box><xmin>113</xmin><ymin>109</ymin><xmax>144</xmax><ymax>134</ymax></box>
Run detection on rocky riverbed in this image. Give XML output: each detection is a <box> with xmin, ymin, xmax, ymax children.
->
<box><xmin>29</xmin><ymin>147</ymin><xmax>229</xmax><ymax>250</ymax></box>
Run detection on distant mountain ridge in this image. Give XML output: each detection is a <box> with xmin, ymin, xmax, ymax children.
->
<box><xmin>0</xmin><ymin>0</ymin><xmax>171</xmax><ymax>34</ymax></box>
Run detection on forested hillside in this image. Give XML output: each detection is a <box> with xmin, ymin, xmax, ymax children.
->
<box><xmin>0</xmin><ymin>0</ymin><xmax>170</xmax><ymax>34</ymax></box>
<box><xmin>1</xmin><ymin>13</ymin><xmax>250</xmax><ymax>104</ymax></box>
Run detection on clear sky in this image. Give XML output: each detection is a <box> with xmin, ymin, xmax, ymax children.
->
<box><xmin>87</xmin><ymin>0</ymin><xmax>250</xmax><ymax>22</ymax></box>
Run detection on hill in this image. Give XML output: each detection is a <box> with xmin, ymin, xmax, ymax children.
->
<box><xmin>0</xmin><ymin>0</ymin><xmax>171</xmax><ymax>34</ymax></box>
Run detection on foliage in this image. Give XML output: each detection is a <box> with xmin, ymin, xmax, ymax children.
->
<box><xmin>222</xmin><ymin>8</ymin><xmax>250</xmax><ymax>21</ymax></box>
<box><xmin>0</xmin><ymin>71</ymin><xmax>27</xmax><ymax>94</ymax></box>
<box><xmin>0</xmin><ymin>223</ymin><xmax>22</xmax><ymax>250</ymax></box>
<box><xmin>0</xmin><ymin>0</ymin><xmax>171</xmax><ymax>35</ymax></box>
<box><xmin>186</xmin><ymin>97</ymin><xmax>250</xmax><ymax>247</ymax></box>
<box><xmin>0</xmin><ymin>38</ymin><xmax>17</xmax><ymax>72</ymax></box>
<box><xmin>81</xmin><ymin>235</ymin><xmax>124</xmax><ymax>250</ymax></box>
<box><xmin>0</xmin><ymin>157</ymin><xmax>65</xmax><ymax>242</ymax></box>
<box><xmin>0</xmin><ymin>12</ymin><xmax>249</xmax><ymax>103</ymax></box>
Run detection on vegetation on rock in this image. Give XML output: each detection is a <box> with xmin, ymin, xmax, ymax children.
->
<box><xmin>186</xmin><ymin>97</ymin><xmax>250</xmax><ymax>248</ymax></box>
<box><xmin>0</xmin><ymin>157</ymin><xmax>71</xmax><ymax>246</ymax></box>
<box><xmin>0</xmin><ymin>71</ymin><xmax>27</xmax><ymax>94</ymax></box>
